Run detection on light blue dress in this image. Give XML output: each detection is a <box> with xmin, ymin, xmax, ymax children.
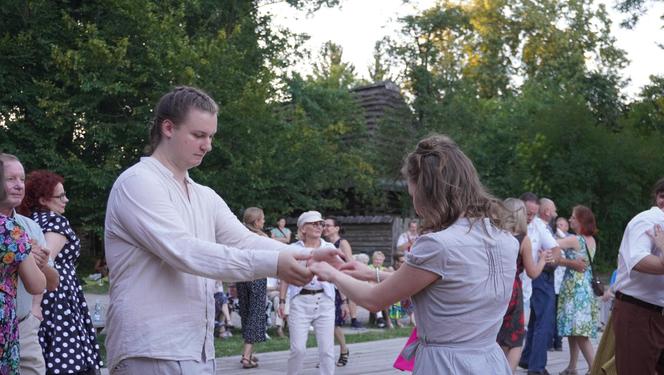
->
<box><xmin>557</xmin><ymin>236</ymin><xmax>599</xmax><ymax>338</ymax></box>
<box><xmin>403</xmin><ymin>218</ymin><xmax>518</xmax><ymax>374</ymax></box>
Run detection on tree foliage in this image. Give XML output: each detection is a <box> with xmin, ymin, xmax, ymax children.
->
<box><xmin>1</xmin><ymin>0</ymin><xmax>663</xmax><ymax>271</ymax></box>
<box><xmin>0</xmin><ymin>0</ymin><xmax>374</xmax><ymax>239</ymax></box>
<box><xmin>375</xmin><ymin>0</ymin><xmax>664</xmax><ymax>270</ymax></box>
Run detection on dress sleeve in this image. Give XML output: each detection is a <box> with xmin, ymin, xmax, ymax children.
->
<box><xmin>0</xmin><ymin>217</ymin><xmax>32</xmax><ymax>264</ymax></box>
<box><xmin>405</xmin><ymin>235</ymin><xmax>446</xmax><ymax>278</ymax></box>
<box><xmin>41</xmin><ymin>213</ymin><xmax>70</xmax><ymax>237</ymax></box>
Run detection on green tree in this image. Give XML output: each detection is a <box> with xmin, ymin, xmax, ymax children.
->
<box><xmin>311</xmin><ymin>41</ymin><xmax>358</xmax><ymax>90</ymax></box>
<box><xmin>368</xmin><ymin>40</ymin><xmax>393</xmax><ymax>82</ymax></box>
<box><xmin>0</xmin><ymin>0</ymin><xmax>346</xmax><ymax>239</ymax></box>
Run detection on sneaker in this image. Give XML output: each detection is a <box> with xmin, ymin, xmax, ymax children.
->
<box><xmin>376</xmin><ymin>318</ymin><xmax>386</xmax><ymax>328</ymax></box>
<box><xmin>221</xmin><ymin>330</ymin><xmax>232</xmax><ymax>338</ymax></box>
<box><xmin>350</xmin><ymin>320</ymin><xmax>363</xmax><ymax>329</ymax></box>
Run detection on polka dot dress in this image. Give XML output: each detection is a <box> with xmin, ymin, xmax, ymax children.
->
<box><xmin>32</xmin><ymin>211</ymin><xmax>102</xmax><ymax>374</ymax></box>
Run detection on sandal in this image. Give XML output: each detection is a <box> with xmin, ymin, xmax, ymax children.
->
<box><xmin>240</xmin><ymin>356</ymin><xmax>258</xmax><ymax>369</ymax></box>
<box><xmin>336</xmin><ymin>350</ymin><xmax>349</xmax><ymax>367</ymax></box>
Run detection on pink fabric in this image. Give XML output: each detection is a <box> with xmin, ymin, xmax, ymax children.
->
<box><xmin>393</xmin><ymin>327</ymin><xmax>417</xmax><ymax>372</ymax></box>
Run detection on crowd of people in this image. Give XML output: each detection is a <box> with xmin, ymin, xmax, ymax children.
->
<box><xmin>0</xmin><ymin>85</ymin><xmax>662</xmax><ymax>375</ymax></box>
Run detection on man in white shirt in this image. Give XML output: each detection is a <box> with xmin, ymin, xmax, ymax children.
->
<box><xmin>396</xmin><ymin>220</ymin><xmax>418</xmax><ymax>252</ymax></box>
<box><xmin>612</xmin><ymin>178</ymin><xmax>664</xmax><ymax>374</ymax></box>
<box><xmin>519</xmin><ymin>193</ymin><xmax>575</xmax><ymax>375</ymax></box>
<box><xmin>104</xmin><ymin>86</ymin><xmax>341</xmax><ymax>375</ymax></box>
<box><xmin>538</xmin><ymin>198</ymin><xmax>563</xmax><ymax>352</ymax></box>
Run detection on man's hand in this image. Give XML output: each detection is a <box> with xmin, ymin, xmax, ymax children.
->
<box><xmin>539</xmin><ymin>249</ymin><xmax>553</xmax><ymax>264</ymax></box>
<box><xmin>277</xmin><ymin>251</ymin><xmax>314</xmax><ymax>286</ymax></box>
<box><xmin>568</xmin><ymin>259</ymin><xmax>586</xmax><ymax>273</ymax></box>
<box><xmin>310</xmin><ymin>248</ymin><xmax>346</xmax><ymax>269</ymax></box>
<box><xmin>338</xmin><ymin>260</ymin><xmax>374</xmax><ymax>282</ymax></box>
<box><xmin>31</xmin><ymin>242</ymin><xmax>49</xmax><ymax>270</ymax></box>
<box><xmin>308</xmin><ymin>261</ymin><xmax>339</xmax><ymax>282</ymax></box>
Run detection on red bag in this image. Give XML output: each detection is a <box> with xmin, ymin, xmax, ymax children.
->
<box><xmin>393</xmin><ymin>327</ymin><xmax>417</xmax><ymax>372</ymax></box>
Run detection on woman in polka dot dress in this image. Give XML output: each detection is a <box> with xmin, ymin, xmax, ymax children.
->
<box><xmin>20</xmin><ymin>170</ymin><xmax>102</xmax><ymax>374</ymax></box>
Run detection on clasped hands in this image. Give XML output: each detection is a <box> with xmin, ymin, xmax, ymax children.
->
<box><xmin>30</xmin><ymin>240</ymin><xmax>51</xmax><ymax>270</ymax></box>
<box><xmin>276</xmin><ymin>248</ymin><xmax>374</xmax><ymax>286</ymax></box>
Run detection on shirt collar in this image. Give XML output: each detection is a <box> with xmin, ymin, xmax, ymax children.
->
<box><xmin>140</xmin><ymin>156</ymin><xmax>193</xmax><ymax>184</ymax></box>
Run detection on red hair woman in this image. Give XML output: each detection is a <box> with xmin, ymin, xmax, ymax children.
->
<box><xmin>19</xmin><ymin>170</ymin><xmax>102</xmax><ymax>374</ymax></box>
<box><xmin>555</xmin><ymin>205</ymin><xmax>599</xmax><ymax>375</ymax></box>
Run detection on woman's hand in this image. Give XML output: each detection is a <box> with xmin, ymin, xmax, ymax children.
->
<box><xmin>647</xmin><ymin>224</ymin><xmax>664</xmax><ymax>252</ymax></box>
<box><xmin>539</xmin><ymin>249</ymin><xmax>552</xmax><ymax>265</ymax></box>
<box><xmin>309</xmin><ymin>261</ymin><xmax>340</xmax><ymax>282</ymax></box>
<box><xmin>338</xmin><ymin>260</ymin><xmax>375</xmax><ymax>282</ymax></box>
<box><xmin>310</xmin><ymin>248</ymin><xmax>346</xmax><ymax>269</ymax></box>
<box><xmin>277</xmin><ymin>303</ymin><xmax>287</xmax><ymax>320</ymax></box>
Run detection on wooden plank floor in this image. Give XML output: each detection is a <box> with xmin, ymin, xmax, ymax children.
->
<box><xmin>215</xmin><ymin>335</ymin><xmax>600</xmax><ymax>374</ymax></box>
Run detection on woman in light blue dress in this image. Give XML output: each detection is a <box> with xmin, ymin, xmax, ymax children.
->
<box><xmin>556</xmin><ymin>205</ymin><xmax>599</xmax><ymax>375</ymax></box>
<box><xmin>310</xmin><ymin>135</ymin><xmax>518</xmax><ymax>374</ymax></box>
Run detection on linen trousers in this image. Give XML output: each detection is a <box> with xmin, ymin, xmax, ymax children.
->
<box><xmin>520</xmin><ymin>271</ymin><xmax>555</xmax><ymax>372</ymax></box>
<box><xmin>287</xmin><ymin>293</ymin><xmax>335</xmax><ymax>375</ymax></box>
<box><xmin>19</xmin><ymin>313</ymin><xmax>46</xmax><ymax>375</ymax></box>
<box><xmin>110</xmin><ymin>357</ymin><xmax>215</xmax><ymax>375</ymax></box>
<box><xmin>613</xmin><ymin>298</ymin><xmax>664</xmax><ymax>375</ymax></box>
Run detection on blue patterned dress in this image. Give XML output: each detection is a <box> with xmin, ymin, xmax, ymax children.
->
<box><xmin>0</xmin><ymin>215</ymin><xmax>32</xmax><ymax>375</ymax></box>
<box><xmin>557</xmin><ymin>236</ymin><xmax>599</xmax><ymax>338</ymax></box>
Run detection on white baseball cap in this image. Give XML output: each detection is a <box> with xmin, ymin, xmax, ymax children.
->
<box><xmin>297</xmin><ymin>210</ymin><xmax>324</xmax><ymax>228</ymax></box>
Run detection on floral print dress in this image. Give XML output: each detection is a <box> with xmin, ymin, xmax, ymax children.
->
<box><xmin>0</xmin><ymin>215</ymin><xmax>32</xmax><ymax>375</ymax></box>
<box><xmin>557</xmin><ymin>236</ymin><xmax>599</xmax><ymax>338</ymax></box>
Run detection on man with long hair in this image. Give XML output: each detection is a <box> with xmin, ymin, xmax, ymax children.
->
<box><xmin>104</xmin><ymin>86</ymin><xmax>342</xmax><ymax>374</ymax></box>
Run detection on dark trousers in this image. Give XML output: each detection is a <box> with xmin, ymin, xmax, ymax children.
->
<box><xmin>550</xmin><ymin>293</ymin><xmax>562</xmax><ymax>349</ymax></box>
<box><xmin>613</xmin><ymin>297</ymin><xmax>664</xmax><ymax>375</ymax></box>
<box><xmin>520</xmin><ymin>272</ymin><xmax>555</xmax><ymax>372</ymax></box>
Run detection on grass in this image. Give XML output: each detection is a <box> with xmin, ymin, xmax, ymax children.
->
<box><xmin>214</xmin><ymin>326</ymin><xmax>413</xmax><ymax>357</ymax></box>
<box><xmin>82</xmin><ymin>277</ymin><xmax>110</xmax><ymax>294</ymax></box>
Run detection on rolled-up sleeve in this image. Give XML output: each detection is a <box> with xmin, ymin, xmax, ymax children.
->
<box><xmin>623</xmin><ymin>220</ymin><xmax>654</xmax><ymax>273</ymax></box>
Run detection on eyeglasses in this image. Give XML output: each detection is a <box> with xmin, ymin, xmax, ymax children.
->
<box><xmin>51</xmin><ymin>192</ymin><xmax>67</xmax><ymax>202</ymax></box>
<box><xmin>305</xmin><ymin>222</ymin><xmax>324</xmax><ymax>228</ymax></box>
<box><xmin>322</xmin><ymin>223</ymin><xmax>336</xmax><ymax>228</ymax></box>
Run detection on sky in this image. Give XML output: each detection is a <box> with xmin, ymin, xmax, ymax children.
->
<box><xmin>261</xmin><ymin>0</ymin><xmax>664</xmax><ymax>99</ymax></box>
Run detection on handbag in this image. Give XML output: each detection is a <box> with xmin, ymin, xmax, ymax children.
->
<box><xmin>393</xmin><ymin>327</ymin><xmax>417</xmax><ymax>372</ymax></box>
<box><xmin>584</xmin><ymin>238</ymin><xmax>604</xmax><ymax>297</ymax></box>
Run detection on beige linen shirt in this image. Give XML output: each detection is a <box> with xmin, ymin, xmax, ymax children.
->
<box><xmin>104</xmin><ymin>157</ymin><xmax>291</xmax><ymax>369</ymax></box>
